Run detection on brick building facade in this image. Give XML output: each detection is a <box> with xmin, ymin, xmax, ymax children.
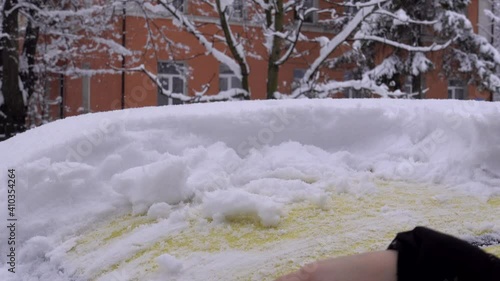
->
<box><xmin>45</xmin><ymin>0</ymin><xmax>496</xmax><ymax>120</ymax></box>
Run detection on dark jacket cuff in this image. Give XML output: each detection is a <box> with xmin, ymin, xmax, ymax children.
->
<box><xmin>387</xmin><ymin>226</ymin><xmax>499</xmax><ymax>281</ymax></box>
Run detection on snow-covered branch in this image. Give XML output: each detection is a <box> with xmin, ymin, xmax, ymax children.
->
<box><xmin>353</xmin><ymin>34</ymin><xmax>454</xmax><ymax>52</ymax></box>
<box><xmin>146</xmin><ymin>1</ymin><xmax>242</xmax><ymax>80</ymax></box>
<box><xmin>301</xmin><ymin>3</ymin><xmax>378</xmax><ymax>85</ymax></box>
<box><xmin>485</xmin><ymin>9</ymin><xmax>500</xmax><ymax>23</ymax></box>
<box><xmin>375</xmin><ymin>9</ymin><xmax>439</xmax><ymax>25</ymax></box>
<box><xmin>278</xmin><ymin>77</ymin><xmax>403</xmax><ymax>99</ymax></box>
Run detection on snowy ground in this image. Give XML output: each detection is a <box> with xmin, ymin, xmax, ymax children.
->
<box><xmin>0</xmin><ymin>99</ymin><xmax>500</xmax><ymax>281</ymax></box>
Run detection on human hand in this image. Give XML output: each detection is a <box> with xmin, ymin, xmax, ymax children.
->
<box><xmin>274</xmin><ymin>250</ymin><xmax>397</xmax><ymax>281</ymax></box>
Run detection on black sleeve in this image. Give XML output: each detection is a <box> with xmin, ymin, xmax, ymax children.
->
<box><xmin>387</xmin><ymin>226</ymin><xmax>500</xmax><ymax>281</ymax></box>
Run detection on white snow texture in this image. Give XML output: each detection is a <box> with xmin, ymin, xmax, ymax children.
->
<box><xmin>0</xmin><ymin>99</ymin><xmax>499</xmax><ymax>280</ymax></box>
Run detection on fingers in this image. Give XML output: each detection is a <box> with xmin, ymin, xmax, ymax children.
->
<box><xmin>274</xmin><ymin>251</ymin><xmax>398</xmax><ymax>281</ymax></box>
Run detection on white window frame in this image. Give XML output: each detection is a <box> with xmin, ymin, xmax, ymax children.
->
<box><xmin>291</xmin><ymin>69</ymin><xmax>306</xmax><ymax>92</ymax></box>
<box><xmin>228</xmin><ymin>0</ymin><xmax>247</xmax><ymax>21</ymax></box>
<box><xmin>158</xmin><ymin>0</ymin><xmax>185</xmax><ymax>13</ymax></box>
<box><xmin>344</xmin><ymin>3</ymin><xmax>359</xmax><ymax>19</ymax></box>
<box><xmin>157</xmin><ymin>61</ymin><xmax>186</xmax><ymax>105</ymax></box>
<box><xmin>345</xmin><ymin>88</ymin><xmax>363</xmax><ymax>99</ymax></box>
<box><xmin>171</xmin><ymin>0</ymin><xmax>185</xmax><ymax>12</ymax></box>
<box><xmin>448</xmin><ymin>79</ymin><xmax>466</xmax><ymax>100</ymax></box>
<box><xmin>291</xmin><ymin>69</ymin><xmax>316</xmax><ymax>97</ymax></box>
<box><xmin>403</xmin><ymin>75</ymin><xmax>427</xmax><ymax>99</ymax></box>
<box><xmin>493</xmin><ymin>91</ymin><xmax>500</xmax><ymax>102</ymax></box>
<box><xmin>82</xmin><ymin>63</ymin><xmax>91</xmax><ymax>113</ymax></box>
<box><xmin>219</xmin><ymin>64</ymin><xmax>242</xmax><ymax>92</ymax></box>
<box><xmin>403</xmin><ymin>76</ymin><xmax>413</xmax><ymax>97</ymax></box>
<box><xmin>296</xmin><ymin>0</ymin><xmax>317</xmax><ymax>24</ymax></box>
<box><xmin>343</xmin><ymin>71</ymin><xmax>364</xmax><ymax>99</ymax></box>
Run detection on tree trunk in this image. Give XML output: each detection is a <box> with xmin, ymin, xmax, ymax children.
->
<box><xmin>1</xmin><ymin>0</ymin><xmax>25</xmax><ymax>135</ymax></box>
<box><xmin>266</xmin><ymin>0</ymin><xmax>284</xmax><ymax>99</ymax></box>
<box><xmin>0</xmin><ymin>33</ymin><xmax>3</xmax><ymax>80</ymax></box>
<box><xmin>22</xmin><ymin>18</ymin><xmax>40</xmax><ymax>100</ymax></box>
<box><xmin>215</xmin><ymin>0</ymin><xmax>250</xmax><ymax>99</ymax></box>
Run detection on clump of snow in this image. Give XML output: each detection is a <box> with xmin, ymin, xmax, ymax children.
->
<box><xmin>203</xmin><ymin>190</ymin><xmax>283</xmax><ymax>227</ymax></box>
<box><xmin>147</xmin><ymin>202</ymin><xmax>172</xmax><ymax>219</ymax></box>
<box><xmin>365</xmin><ymin>55</ymin><xmax>401</xmax><ymax>81</ymax></box>
<box><xmin>18</xmin><ymin>236</ymin><xmax>53</xmax><ymax>263</ymax></box>
<box><xmin>411</xmin><ymin>52</ymin><xmax>432</xmax><ymax>76</ymax></box>
<box><xmin>393</xmin><ymin>9</ymin><xmax>409</xmax><ymax>25</ymax></box>
<box><xmin>156</xmin><ymin>254</ymin><xmax>183</xmax><ymax>274</ymax></box>
<box><xmin>172</xmin><ymin>17</ymin><xmax>183</xmax><ymax>28</ymax></box>
<box><xmin>1</xmin><ymin>99</ymin><xmax>500</xmax><ymax>280</ymax></box>
<box><xmin>111</xmin><ymin>156</ymin><xmax>192</xmax><ymax>215</ymax></box>
<box><xmin>315</xmin><ymin>36</ymin><xmax>330</xmax><ymax>48</ymax></box>
<box><xmin>332</xmin><ymin>176</ymin><xmax>378</xmax><ymax>197</ymax></box>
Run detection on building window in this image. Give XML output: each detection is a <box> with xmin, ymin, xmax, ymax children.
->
<box><xmin>228</xmin><ymin>0</ymin><xmax>246</xmax><ymax>21</ymax></box>
<box><xmin>403</xmin><ymin>76</ymin><xmax>413</xmax><ymax>96</ymax></box>
<box><xmin>344</xmin><ymin>3</ymin><xmax>359</xmax><ymax>19</ymax></box>
<box><xmin>291</xmin><ymin>69</ymin><xmax>316</xmax><ymax>97</ymax></box>
<box><xmin>343</xmin><ymin>71</ymin><xmax>364</xmax><ymax>98</ymax></box>
<box><xmin>219</xmin><ymin>64</ymin><xmax>242</xmax><ymax>92</ymax></box>
<box><xmin>294</xmin><ymin>0</ymin><xmax>316</xmax><ymax>23</ymax></box>
<box><xmin>291</xmin><ymin>69</ymin><xmax>306</xmax><ymax>92</ymax></box>
<box><xmin>158</xmin><ymin>61</ymin><xmax>186</xmax><ymax>105</ymax></box>
<box><xmin>304</xmin><ymin>0</ymin><xmax>315</xmax><ymax>23</ymax></box>
<box><xmin>82</xmin><ymin>63</ymin><xmax>91</xmax><ymax>113</ymax></box>
<box><xmin>403</xmin><ymin>75</ymin><xmax>425</xmax><ymax>99</ymax></box>
<box><xmin>448</xmin><ymin>79</ymin><xmax>466</xmax><ymax>100</ymax></box>
<box><xmin>158</xmin><ymin>0</ymin><xmax>184</xmax><ymax>12</ymax></box>
<box><xmin>173</xmin><ymin>0</ymin><xmax>184</xmax><ymax>12</ymax></box>
<box><xmin>493</xmin><ymin>91</ymin><xmax>500</xmax><ymax>102</ymax></box>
